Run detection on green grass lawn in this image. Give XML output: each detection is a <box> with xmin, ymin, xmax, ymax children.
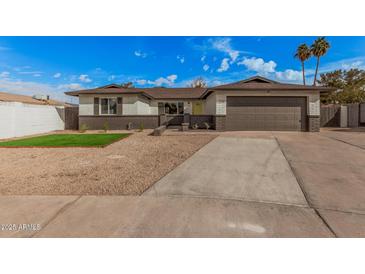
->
<box><xmin>0</xmin><ymin>133</ymin><xmax>130</xmax><ymax>147</ymax></box>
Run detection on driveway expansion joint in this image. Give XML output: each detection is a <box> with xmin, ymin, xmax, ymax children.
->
<box><xmin>320</xmin><ymin>134</ymin><xmax>365</xmax><ymax>151</ymax></box>
<box><xmin>155</xmin><ymin>193</ymin><xmax>311</xmax><ymax>209</ymax></box>
<box><xmin>314</xmin><ymin>209</ymin><xmax>338</xmax><ymax>237</ymax></box>
<box><xmin>275</xmin><ymin>136</ymin><xmax>338</xmax><ymax>237</ymax></box>
<box><xmin>31</xmin><ymin>195</ymin><xmax>82</xmax><ymax>238</ymax></box>
<box><xmin>141</xmin><ymin>135</ymin><xmax>219</xmax><ymax>196</ymax></box>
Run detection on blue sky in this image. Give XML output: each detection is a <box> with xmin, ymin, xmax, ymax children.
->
<box><xmin>0</xmin><ymin>36</ymin><xmax>365</xmax><ymax>102</ymax></box>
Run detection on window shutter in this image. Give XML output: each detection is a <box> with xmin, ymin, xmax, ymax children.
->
<box><xmin>117</xmin><ymin>97</ymin><xmax>123</xmax><ymax>115</ymax></box>
<box><xmin>94</xmin><ymin>97</ymin><xmax>99</xmax><ymax>115</ymax></box>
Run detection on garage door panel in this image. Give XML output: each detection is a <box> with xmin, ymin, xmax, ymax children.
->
<box><xmin>226</xmin><ymin>96</ymin><xmax>307</xmax><ymax>131</ymax></box>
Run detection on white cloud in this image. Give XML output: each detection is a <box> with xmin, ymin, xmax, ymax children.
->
<box><xmin>0</xmin><ymin>46</ymin><xmax>10</xmax><ymax>51</ymax></box>
<box><xmin>201</xmin><ymin>56</ymin><xmax>206</xmax><ymax>62</ymax></box>
<box><xmin>211</xmin><ymin>38</ymin><xmax>240</xmax><ymax>63</ymax></box>
<box><xmin>317</xmin><ymin>57</ymin><xmax>365</xmax><ymax>74</ymax></box>
<box><xmin>341</xmin><ymin>60</ymin><xmax>363</xmax><ymax>70</ymax></box>
<box><xmin>203</xmin><ymin>64</ymin><xmax>210</xmax><ymax>71</ymax></box>
<box><xmin>136</xmin><ymin>79</ymin><xmax>147</xmax><ymax>85</ymax></box>
<box><xmin>0</xmin><ymin>71</ymin><xmax>10</xmax><ymax>78</ymax></box>
<box><xmin>53</xmin><ymin>72</ymin><xmax>62</xmax><ymax>78</ymax></box>
<box><xmin>33</xmin><ymin>73</ymin><xmax>41</xmax><ymax>77</ymax></box>
<box><xmin>217</xmin><ymin>58</ymin><xmax>230</xmax><ymax>72</ymax></box>
<box><xmin>108</xmin><ymin>75</ymin><xmax>116</xmax><ymax>81</ymax></box>
<box><xmin>58</xmin><ymin>83</ymin><xmax>83</xmax><ymax>90</ymax></box>
<box><xmin>177</xmin><ymin>55</ymin><xmax>185</xmax><ymax>64</ymax></box>
<box><xmin>238</xmin><ymin>57</ymin><xmax>277</xmax><ymax>73</ymax></box>
<box><xmin>145</xmin><ymin>74</ymin><xmax>178</xmax><ymax>86</ymax></box>
<box><xmin>79</xmin><ymin>74</ymin><xmax>92</xmax><ymax>83</ymax></box>
<box><xmin>275</xmin><ymin>69</ymin><xmax>303</xmax><ymax>81</ymax></box>
<box><xmin>211</xmin><ymin>80</ymin><xmax>223</xmax><ymax>86</ymax></box>
<box><xmin>134</xmin><ymin>50</ymin><xmax>147</xmax><ymax>58</ymax></box>
<box><xmin>166</xmin><ymin>75</ymin><xmax>177</xmax><ymax>82</ymax></box>
<box><xmin>0</xmin><ymin>78</ymin><xmax>76</xmax><ymax>102</ymax></box>
<box><xmin>17</xmin><ymin>71</ymin><xmax>43</xmax><ymax>75</ymax></box>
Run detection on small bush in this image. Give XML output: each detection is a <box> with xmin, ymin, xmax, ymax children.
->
<box><xmin>204</xmin><ymin>122</ymin><xmax>210</xmax><ymax>130</ymax></box>
<box><xmin>139</xmin><ymin>122</ymin><xmax>144</xmax><ymax>132</ymax></box>
<box><xmin>192</xmin><ymin>123</ymin><xmax>199</xmax><ymax>130</ymax></box>
<box><xmin>102</xmin><ymin>122</ymin><xmax>109</xmax><ymax>132</ymax></box>
<box><xmin>79</xmin><ymin>123</ymin><xmax>89</xmax><ymax>133</ymax></box>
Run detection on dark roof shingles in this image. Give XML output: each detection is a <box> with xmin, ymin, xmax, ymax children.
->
<box><xmin>65</xmin><ymin>76</ymin><xmax>335</xmax><ymax>99</ymax></box>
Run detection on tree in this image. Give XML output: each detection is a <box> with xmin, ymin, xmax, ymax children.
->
<box><xmin>294</xmin><ymin>44</ymin><xmax>311</xmax><ymax>85</ymax></box>
<box><xmin>318</xmin><ymin>69</ymin><xmax>365</xmax><ymax>104</ymax></box>
<box><xmin>311</xmin><ymin>37</ymin><xmax>330</xmax><ymax>86</ymax></box>
<box><xmin>120</xmin><ymin>82</ymin><xmax>134</xmax><ymax>88</ymax></box>
<box><xmin>189</xmin><ymin>77</ymin><xmax>207</xmax><ymax>88</ymax></box>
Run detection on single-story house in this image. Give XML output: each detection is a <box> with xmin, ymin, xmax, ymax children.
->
<box><xmin>65</xmin><ymin>76</ymin><xmax>334</xmax><ymax>132</ymax></box>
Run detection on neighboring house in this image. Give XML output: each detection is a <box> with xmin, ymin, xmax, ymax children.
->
<box><xmin>0</xmin><ymin>92</ymin><xmax>70</xmax><ymax>139</ymax></box>
<box><xmin>65</xmin><ymin>76</ymin><xmax>334</xmax><ymax>132</ymax></box>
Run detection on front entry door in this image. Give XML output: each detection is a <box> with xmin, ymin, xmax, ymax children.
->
<box><xmin>193</xmin><ymin>101</ymin><xmax>203</xmax><ymax>115</ymax></box>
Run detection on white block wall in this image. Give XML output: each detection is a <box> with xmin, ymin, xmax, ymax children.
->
<box><xmin>0</xmin><ymin>102</ymin><xmax>65</xmax><ymax>139</ymax></box>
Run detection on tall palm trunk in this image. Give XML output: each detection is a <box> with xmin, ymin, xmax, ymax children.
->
<box><xmin>313</xmin><ymin>56</ymin><xmax>320</xmax><ymax>86</ymax></box>
<box><xmin>301</xmin><ymin>61</ymin><xmax>306</xmax><ymax>85</ymax></box>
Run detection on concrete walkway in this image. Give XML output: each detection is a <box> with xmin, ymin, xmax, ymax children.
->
<box><xmin>145</xmin><ymin>136</ymin><xmax>307</xmax><ymax>206</ymax></box>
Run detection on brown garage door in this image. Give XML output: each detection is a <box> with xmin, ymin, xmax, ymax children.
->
<box><xmin>226</xmin><ymin>96</ymin><xmax>307</xmax><ymax>131</ymax></box>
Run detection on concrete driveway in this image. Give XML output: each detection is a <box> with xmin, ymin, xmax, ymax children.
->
<box><xmin>1</xmin><ymin>128</ymin><xmax>365</xmax><ymax>237</ymax></box>
<box><xmin>145</xmin><ymin>136</ymin><xmax>308</xmax><ymax>206</ymax></box>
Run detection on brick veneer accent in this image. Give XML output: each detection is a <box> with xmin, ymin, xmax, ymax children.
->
<box><xmin>308</xmin><ymin>115</ymin><xmax>320</xmax><ymax>132</ymax></box>
<box><xmin>79</xmin><ymin>115</ymin><xmax>159</xmax><ymax>130</ymax></box>
<box><xmin>213</xmin><ymin>115</ymin><xmax>226</xmax><ymax>131</ymax></box>
<box><xmin>190</xmin><ymin>115</ymin><xmax>214</xmax><ymax>129</ymax></box>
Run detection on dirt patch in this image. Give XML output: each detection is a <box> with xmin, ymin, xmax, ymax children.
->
<box><xmin>0</xmin><ymin>131</ymin><xmax>216</xmax><ymax>195</ymax></box>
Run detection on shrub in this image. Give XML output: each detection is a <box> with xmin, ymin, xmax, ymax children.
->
<box><xmin>139</xmin><ymin>122</ymin><xmax>144</xmax><ymax>132</ymax></box>
<box><xmin>204</xmin><ymin>122</ymin><xmax>210</xmax><ymax>130</ymax></box>
<box><xmin>102</xmin><ymin>122</ymin><xmax>109</xmax><ymax>132</ymax></box>
<box><xmin>79</xmin><ymin>123</ymin><xmax>89</xmax><ymax>133</ymax></box>
<box><xmin>192</xmin><ymin>123</ymin><xmax>199</xmax><ymax>130</ymax></box>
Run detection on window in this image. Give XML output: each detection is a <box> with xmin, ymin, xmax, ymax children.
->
<box><xmin>100</xmin><ymin>98</ymin><xmax>117</xmax><ymax>115</ymax></box>
<box><xmin>158</xmin><ymin>102</ymin><xmax>184</xmax><ymax>115</ymax></box>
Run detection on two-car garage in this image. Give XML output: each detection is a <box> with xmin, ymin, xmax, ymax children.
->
<box><xmin>225</xmin><ymin>96</ymin><xmax>307</xmax><ymax>131</ymax></box>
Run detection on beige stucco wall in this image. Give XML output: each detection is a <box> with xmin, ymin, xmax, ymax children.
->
<box><xmin>79</xmin><ymin>94</ymin><xmax>196</xmax><ymax>115</ymax></box>
<box><xmin>205</xmin><ymin>90</ymin><xmax>320</xmax><ymax>116</ymax></box>
<box><xmin>79</xmin><ymin>94</ymin><xmax>154</xmax><ymax>115</ymax></box>
<box><xmin>123</xmin><ymin>95</ymin><xmax>152</xmax><ymax>115</ymax></box>
<box><xmin>79</xmin><ymin>95</ymin><xmax>94</xmax><ymax>115</ymax></box>
<box><xmin>122</xmin><ymin>95</ymin><xmax>138</xmax><ymax>115</ymax></box>
<box><xmin>78</xmin><ymin>90</ymin><xmax>320</xmax><ymax>117</ymax></box>
<box><xmin>204</xmin><ymin>93</ymin><xmax>216</xmax><ymax>115</ymax></box>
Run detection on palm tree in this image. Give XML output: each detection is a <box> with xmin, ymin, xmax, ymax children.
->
<box><xmin>311</xmin><ymin>37</ymin><xmax>330</xmax><ymax>86</ymax></box>
<box><xmin>294</xmin><ymin>44</ymin><xmax>311</xmax><ymax>85</ymax></box>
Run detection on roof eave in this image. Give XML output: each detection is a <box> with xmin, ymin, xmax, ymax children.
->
<box><xmin>210</xmin><ymin>87</ymin><xmax>335</xmax><ymax>91</ymax></box>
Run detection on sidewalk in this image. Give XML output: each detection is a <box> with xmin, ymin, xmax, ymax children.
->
<box><xmin>0</xmin><ymin>195</ymin><xmax>333</xmax><ymax>237</ymax></box>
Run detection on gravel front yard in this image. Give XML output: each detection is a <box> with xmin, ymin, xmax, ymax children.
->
<box><xmin>0</xmin><ymin>131</ymin><xmax>216</xmax><ymax>195</ymax></box>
